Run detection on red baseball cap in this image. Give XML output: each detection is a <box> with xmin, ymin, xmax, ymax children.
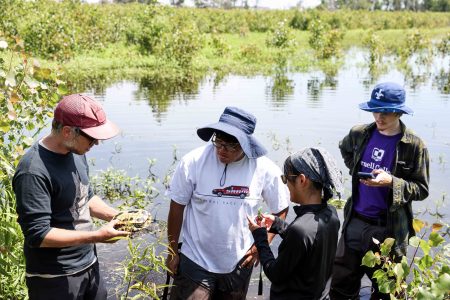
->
<box><xmin>54</xmin><ymin>94</ymin><xmax>120</xmax><ymax>140</ymax></box>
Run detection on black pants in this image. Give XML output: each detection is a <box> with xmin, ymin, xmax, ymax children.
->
<box><xmin>330</xmin><ymin>218</ymin><xmax>390</xmax><ymax>300</ymax></box>
<box><xmin>26</xmin><ymin>262</ymin><xmax>107</xmax><ymax>300</ymax></box>
<box><xmin>169</xmin><ymin>254</ymin><xmax>253</xmax><ymax>300</ymax></box>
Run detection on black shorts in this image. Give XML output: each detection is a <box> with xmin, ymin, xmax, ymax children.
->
<box><xmin>169</xmin><ymin>254</ymin><xmax>253</xmax><ymax>300</ymax></box>
<box><xmin>26</xmin><ymin>262</ymin><xmax>107</xmax><ymax>300</ymax></box>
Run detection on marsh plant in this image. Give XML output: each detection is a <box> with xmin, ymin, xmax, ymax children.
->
<box><xmin>364</xmin><ymin>31</ymin><xmax>387</xmax><ymax>77</ymax></box>
<box><xmin>308</xmin><ymin>19</ymin><xmax>344</xmax><ymax>60</ymax></box>
<box><xmin>116</xmin><ymin>238</ymin><xmax>171</xmax><ymax>300</ymax></box>
<box><xmin>266</xmin><ymin>20</ymin><xmax>297</xmax><ymax>49</ymax></box>
<box><xmin>90</xmin><ymin>162</ymin><xmax>160</xmax><ymax>211</ymax></box>
<box><xmin>362</xmin><ymin>219</ymin><xmax>450</xmax><ymax>299</ymax></box>
<box><xmin>398</xmin><ymin>30</ymin><xmax>433</xmax><ymax>69</ymax></box>
<box><xmin>0</xmin><ymin>38</ymin><xmax>65</xmax><ymax>298</ymax></box>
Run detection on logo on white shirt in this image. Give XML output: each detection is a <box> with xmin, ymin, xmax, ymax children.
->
<box><xmin>371</xmin><ymin>148</ymin><xmax>385</xmax><ymax>162</ymax></box>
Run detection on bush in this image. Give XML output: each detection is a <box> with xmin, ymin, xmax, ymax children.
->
<box><xmin>362</xmin><ymin>219</ymin><xmax>450</xmax><ymax>299</ymax></box>
<box><xmin>0</xmin><ymin>37</ymin><xmax>66</xmax><ymax>298</ymax></box>
<box><xmin>308</xmin><ymin>18</ymin><xmax>345</xmax><ymax>59</ymax></box>
<box><xmin>266</xmin><ymin>20</ymin><xmax>297</xmax><ymax>49</ymax></box>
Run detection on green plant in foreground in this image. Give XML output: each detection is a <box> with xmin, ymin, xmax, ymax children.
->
<box><xmin>116</xmin><ymin>238</ymin><xmax>171</xmax><ymax>300</ymax></box>
<box><xmin>0</xmin><ymin>37</ymin><xmax>65</xmax><ymax>299</ymax></box>
<box><xmin>362</xmin><ymin>219</ymin><xmax>450</xmax><ymax>299</ymax></box>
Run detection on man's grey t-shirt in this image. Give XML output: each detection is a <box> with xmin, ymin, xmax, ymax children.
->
<box><xmin>13</xmin><ymin>142</ymin><xmax>96</xmax><ymax>275</ymax></box>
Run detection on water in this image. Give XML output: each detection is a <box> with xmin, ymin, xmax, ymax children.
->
<box><xmin>79</xmin><ymin>50</ymin><xmax>449</xmax><ymax>298</ymax></box>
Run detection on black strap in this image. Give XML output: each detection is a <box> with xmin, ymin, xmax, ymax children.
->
<box><xmin>162</xmin><ymin>271</ymin><xmax>170</xmax><ymax>300</ymax></box>
<box><xmin>162</xmin><ymin>242</ymin><xmax>182</xmax><ymax>300</ymax></box>
<box><xmin>258</xmin><ymin>264</ymin><xmax>263</xmax><ymax>295</ymax></box>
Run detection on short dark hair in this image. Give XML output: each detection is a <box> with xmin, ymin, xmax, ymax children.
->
<box><xmin>51</xmin><ymin>119</ymin><xmax>64</xmax><ymax>133</ymax></box>
<box><xmin>214</xmin><ymin>130</ymin><xmax>239</xmax><ymax>143</ymax></box>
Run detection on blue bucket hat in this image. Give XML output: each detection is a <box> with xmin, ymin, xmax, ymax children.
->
<box><xmin>359</xmin><ymin>82</ymin><xmax>413</xmax><ymax>115</ymax></box>
<box><xmin>197</xmin><ymin>106</ymin><xmax>267</xmax><ymax>159</ymax></box>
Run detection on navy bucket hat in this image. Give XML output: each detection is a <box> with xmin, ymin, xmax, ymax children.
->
<box><xmin>197</xmin><ymin>106</ymin><xmax>267</xmax><ymax>159</ymax></box>
<box><xmin>359</xmin><ymin>82</ymin><xmax>413</xmax><ymax>115</ymax></box>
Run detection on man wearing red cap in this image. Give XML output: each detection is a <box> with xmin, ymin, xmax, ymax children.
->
<box><xmin>13</xmin><ymin>94</ymin><xmax>129</xmax><ymax>300</ymax></box>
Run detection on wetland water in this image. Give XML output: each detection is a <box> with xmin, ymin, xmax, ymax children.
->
<box><xmin>75</xmin><ymin>50</ymin><xmax>449</xmax><ymax>298</ymax></box>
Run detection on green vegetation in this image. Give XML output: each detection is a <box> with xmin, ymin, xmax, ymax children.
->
<box><xmin>0</xmin><ymin>39</ymin><xmax>65</xmax><ymax>298</ymax></box>
<box><xmin>1</xmin><ymin>0</ymin><xmax>449</xmax><ymax>86</ymax></box>
<box><xmin>1</xmin><ymin>1</ymin><xmax>449</xmax><ymax>298</ymax></box>
<box><xmin>362</xmin><ymin>219</ymin><xmax>450</xmax><ymax>299</ymax></box>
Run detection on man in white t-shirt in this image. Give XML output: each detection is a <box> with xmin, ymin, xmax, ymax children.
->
<box><xmin>165</xmin><ymin>106</ymin><xmax>290</xmax><ymax>299</ymax></box>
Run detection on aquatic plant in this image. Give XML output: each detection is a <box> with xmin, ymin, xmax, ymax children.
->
<box><xmin>362</xmin><ymin>219</ymin><xmax>450</xmax><ymax>299</ymax></box>
<box><xmin>116</xmin><ymin>238</ymin><xmax>171</xmax><ymax>300</ymax></box>
<box><xmin>308</xmin><ymin>18</ymin><xmax>345</xmax><ymax>59</ymax></box>
<box><xmin>266</xmin><ymin>20</ymin><xmax>297</xmax><ymax>49</ymax></box>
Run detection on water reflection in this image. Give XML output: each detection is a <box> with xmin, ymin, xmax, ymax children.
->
<box><xmin>434</xmin><ymin>69</ymin><xmax>450</xmax><ymax>95</ymax></box>
<box><xmin>134</xmin><ymin>75</ymin><xmax>202</xmax><ymax>122</ymax></box>
<box><xmin>82</xmin><ymin>48</ymin><xmax>450</xmax><ymax>299</ymax></box>
<box><xmin>307</xmin><ymin>75</ymin><xmax>338</xmax><ymax>104</ymax></box>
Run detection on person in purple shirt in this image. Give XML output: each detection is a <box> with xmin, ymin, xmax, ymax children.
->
<box><xmin>330</xmin><ymin>82</ymin><xmax>430</xmax><ymax>300</ymax></box>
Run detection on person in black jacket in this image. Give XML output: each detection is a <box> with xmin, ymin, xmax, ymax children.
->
<box><xmin>247</xmin><ymin>147</ymin><xmax>342</xmax><ymax>299</ymax></box>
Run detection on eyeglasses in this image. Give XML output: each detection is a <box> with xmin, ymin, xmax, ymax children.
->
<box><xmin>211</xmin><ymin>135</ymin><xmax>240</xmax><ymax>152</ymax></box>
<box><xmin>281</xmin><ymin>174</ymin><xmax>298</xmax><ymax>184</ymax></box>
<box><xmin>74</xmin><ymin>128</ymin><xmax>97</xmax><ymax>146</ymax></box>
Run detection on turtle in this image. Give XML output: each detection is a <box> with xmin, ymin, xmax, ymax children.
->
<box><xmin>113</xmin><ymin>209</ymin><xmax>152</xmax><ymax>233</ymax></box>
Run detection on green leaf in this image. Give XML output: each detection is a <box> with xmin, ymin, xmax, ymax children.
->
<box><xmin>417</xmin><ymin>287</ymin><xmax>436</xmax><ymax>300</ymax></box>
<box><xmin>377</xmin><ymin>277</ymin><xmax>396</xmax><ymax>294</ymax></box>
<box><xmin>410</xmin><ymin>236</ymin><xmax>421</xmax><ymax>247</ymax></box>
<box><xmin>418</xmin><ymin>255</ymin><xmax>433</xmax><ymax>270</ymax></box>
<box><xmin>57</xmin><ymin>84</ymin><xmax>69</xmax><ymax>95</ymax></box>
<box><xmin>435</xmin><ymin>273</ymin><xmax>450</xmax><ymax>291</ymax></box>
<box><xmin>362</xmin><ymin>250</ymin><xmax>379</xmax><ymax>268</ymax></box>
<box><xmin>400</xmin><ymin>256</ymin><xmax>410</xmax><ymax>277</ymax></box>
<box><xmin>428</xmin><ymin>232</ymin><xmax>445</xmax><ymax>247</ymax></box>
<box><xmin>24</xmin><ymin>77</ymin><xmax>39</xmax><ymax>89</ymax></box>
<box><xmin>420</xmin><ymin>239</ymin><xmax>431</xmax><ymax>255</ymax></box>
<box><xmin>5</xmin><ymin>72</ymin><xmax>16</xmax><ymax>87</ymax></box>
<box><xmin>372</xmin><ymin>269</ymin><xmax>386</xmax><ymax>282</ymax></box>
<box><xmin>23</xmin><ymin>137</ymin><xmax>34</xmax><ymax>147</ymax></box>
<box><xmin>380</xmin><ymin>238</ymin><xmax>395</xmax><ymax>256</ymax></box>
<box><xmin>393</xmin><ymin>263</ymin><xmax>405</xmax><ymax>283</ymax></box>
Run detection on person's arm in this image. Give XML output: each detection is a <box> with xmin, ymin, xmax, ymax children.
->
<box><xmin>40</xmin><ymin>196</ymin><xmax>127</xmax><ymax>247</ymax></box>
<box><xmin>89</xmin><ymin>195</ymin><xmax>118</xmax><ymax>221</ymax></box>
<box><xmin>250</xmin><ymin>222</ymin><xmax>305</xmax><ymax>284</ymax></box>
<box><xmin>267</xmin><ymin>208</ymin><xmax>288</xmax><ymax>243</ymax></box>
<box><xmin>39</xmin><ymin>221</ymin><xmax>128</xmax><ymax>247</ymax></box>
<box><xmin>241</xmin><ymin>207</ymin><xmax>288</xmax><ymax>268</ymax></box>
<box><xmin>166</xmin><ymin>200</ymin><xmax>185</xmax><ymax>276</ymax></box>
<box><xmin>338</xmin><ymin>129</ymin><xmax>356</xmax><ymax>173</ymax></box>
<box><xmin>391</xmin><ymin>142</ymin><xmax>430</xmax><ymax>208</ymax></box>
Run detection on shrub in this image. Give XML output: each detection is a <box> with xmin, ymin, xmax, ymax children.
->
<box><xmin>0</xmin><ymin>37</ymin><xmax>66</xmax><ymax>298</ymax></box>
<box><xmin>308</xmin><ymin>18</ymin><xmax>345</xmax><ymax>59</ymax></box>
<box><xmin>266</xmin><ymin>20</ymin><xmax>297</xmax><ymax>49</ymax></box>
<box><xmin>362</xmin><ymin>219</ymin><xmax>450</xmax><ymax>299</ymax></box>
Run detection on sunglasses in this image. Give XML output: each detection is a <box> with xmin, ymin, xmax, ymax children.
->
<box><xmin>280</xmin><ymin>174</ymin><xmax>298</xmax><ymax>184</ymax></box>
<box><xmin>74</xmin><ymin>128</ymin><xmax>97</xmax><ymax>146</ymax></box>
<box><xmin>211</xmin><ymin>135</ymin><xmax>240</xmax><ymax>152</ymax></box>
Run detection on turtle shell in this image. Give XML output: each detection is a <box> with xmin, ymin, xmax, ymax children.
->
<box><xmin>113</xmin><ymin>209</ymin><xmax>152</xmax><ymax>232</ymax></box>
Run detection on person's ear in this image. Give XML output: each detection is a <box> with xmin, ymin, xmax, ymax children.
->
<box><xmin>61</xmin><ymin>126</ymin><xmax>73</xmax><ymax>138</ymax></box>
<box><xmin>298</xmin><ymin>174</ymin><xmax>307</xmax><ymax>186</ymax></box>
